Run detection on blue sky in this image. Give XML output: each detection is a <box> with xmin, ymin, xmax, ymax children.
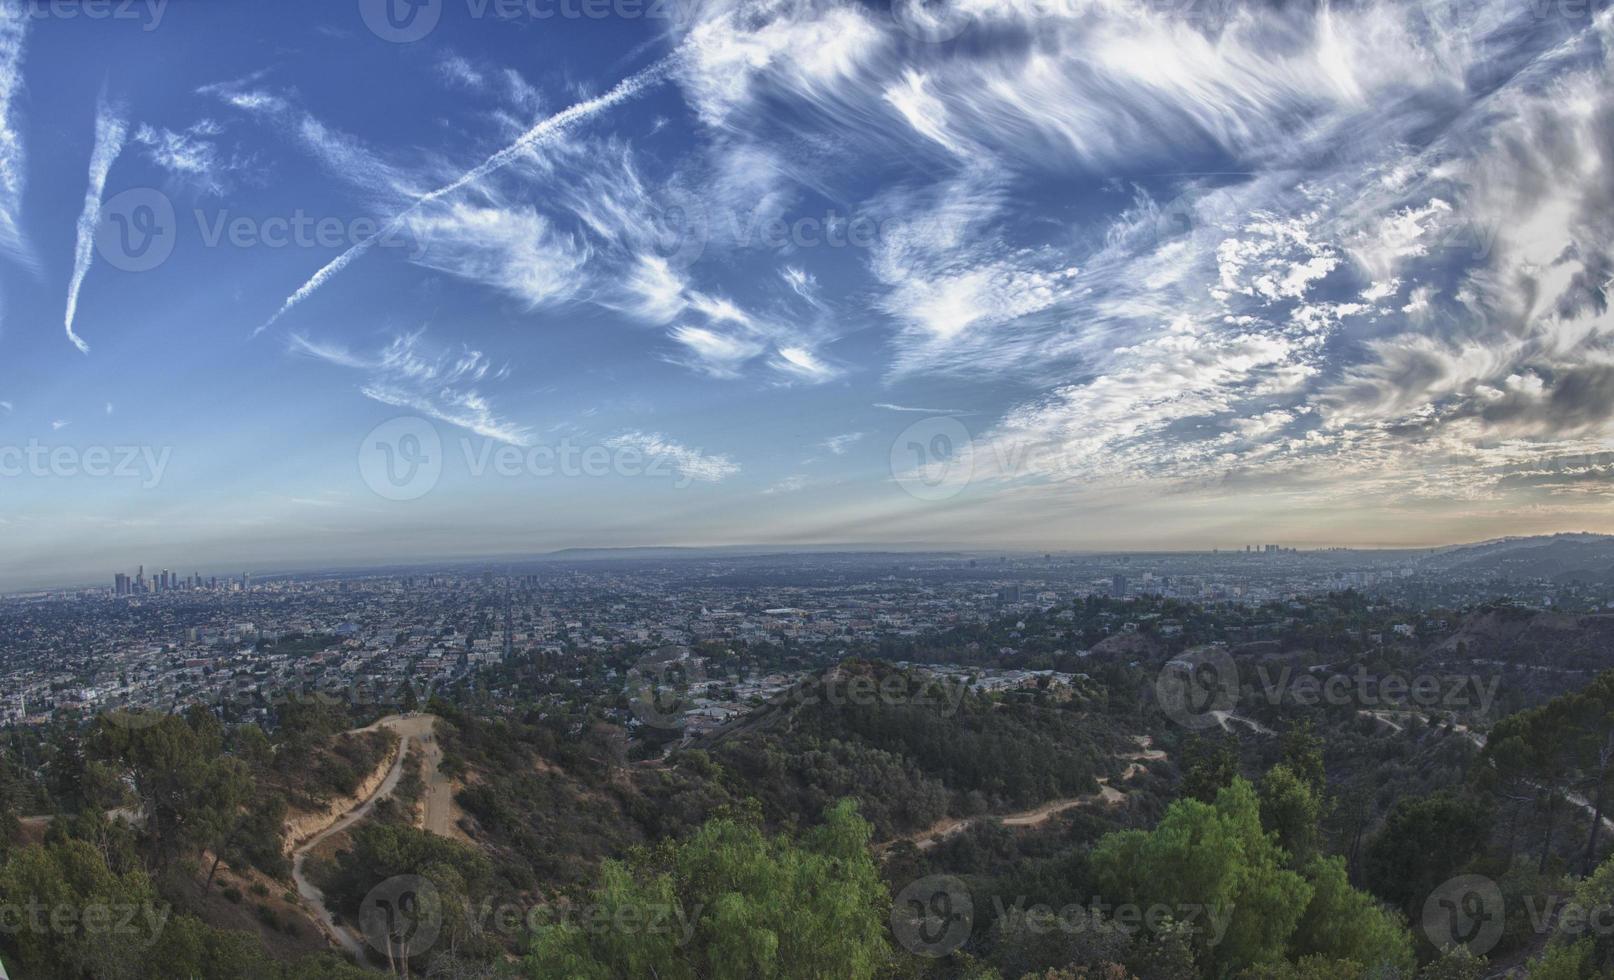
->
<box><xmin>1</xmin><ymin>0</ymin><xmax>1612</xmax><ymax>588</ymax></box>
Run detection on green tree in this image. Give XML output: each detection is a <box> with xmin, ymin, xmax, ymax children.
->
<box><xmin>1279</xmin><ymin>721</ymin><xmax>1326</xmax><ymax>794</ymax></box>
<box><xmin>1362</xmin><ymin>793</ymin><xmax>1490</xmax><ymax>916</ymax></box>
<box><xmin>0</xmin><ymin>838</ymin><xmax>270</xmax><ymax>979</ymax></box>
<box><xmin>1288</xmin><ymin>856</ymin><xmax>1415</xmax><ymax>976</ymax></box>
<box><xmin>1416</xmin><ymin>946</ymin><xmax>1488</xmax><ymax>980</ymax></box>
<box><xmin>1179</xmin><ymin>736</ymin><xmax>1238</xmax><ymax>804</ymax></box>
<box><xmin>525</xmin><ymin>800</ymin><xmax>891</xmax><ymax>980</ymax></box>
<box><xmin>1259</xmin><ymin>764</ymin><xmax>1322</xmax><ymax>866</ymax></box>
<box><xmin>1090</xmin><ymin>778</ymin><xmax>1312</xmax><ymax>974</ymax></box>
<box><xmin>1523</xmin><ymin>939</ymin><xmax>1594</xmax><ymax>980</ymax></box>
<box><xmin>89</xmin><ymin>708</ymin><xmax>253</xmax><ymax>873</ymax></box>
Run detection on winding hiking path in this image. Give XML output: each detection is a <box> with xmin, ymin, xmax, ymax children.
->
<box><xmin>289</xmin><ymin>713</ymin><xmax>442</xmax><ymax>963</ymax></box>
<box><xmin>886</xmin><ymin>736</ymin><xmax>1164</xmax><ymax>852</ymax></box>
<box><xmin>1356</xmin><ymin>708</ymin><xmax>1614</xmax><ymax>835</ymax></box>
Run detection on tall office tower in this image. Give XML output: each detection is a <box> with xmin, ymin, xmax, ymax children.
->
<box><xmin>1112</xmin><ymin>574</ymin><xmax>1128</xmax><ymax>597</ymax></box>
<box><xmin>136</xmin><ymin>565</ymin><xmax>145</xmax><ymax>590</ymax></box>
<box><xmin>241</xmin><ymin>573</ymin><xmax>251</xmax><ymax>591</ymax></box>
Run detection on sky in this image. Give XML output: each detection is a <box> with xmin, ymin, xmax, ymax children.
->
<box><xmin>1</xmin><ymin>0</ymin><xmax>1612</xmax><ymax>589</ymax></box>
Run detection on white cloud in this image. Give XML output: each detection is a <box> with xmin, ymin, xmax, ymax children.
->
<box><xmin>290</xmin><ymin>331</ymin><xmax>533</xmax><ymax>445</ymax></box>
<box><xmin>0</xmin><ymin>7</ymin><xmax>35</xmax><ymax>273</ymax></box>
<box><xmin>404</xmin><ymin>200</ymin><xmax>590</xmax><ymax>309</ymax></box>
<box><xmin>64</xmin><ymin>95</ymin><xmax>129</xmax><ymax>355</ymax></box>
<box><xmin>133</xmin><ymin>119</ymin><xmax>237</xmax><ymax>194</ymax></box>
<box><xmin>822</xmin><ymin>432</ymin><xmax>864</xmax><ymax>455</ymax></box>
<box><xmin>605</xmin><ymin>431</ymin><xmax>739</xmax><ymax>483</ymax></box>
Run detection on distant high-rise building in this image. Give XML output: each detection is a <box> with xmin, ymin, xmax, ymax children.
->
<box><xmin>1112</xmin><ymin>574</ymin><xmax>1129</xmax><ymax>597</ymax></box>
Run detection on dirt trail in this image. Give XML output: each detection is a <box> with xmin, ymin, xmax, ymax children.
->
<box><xmin>887</xmin><ymin>736</ymin><xmax>1162</xmax><ymax>851</ymax></box>
<box><xmin>1211</xmin><ymin>710</ymin><xmax>1276</xmax><ymax>736</ymax></box>
<box><xmin>1359</xmin><ymin>709</ymin><xmax>1614</xmax><ymax>834</ymax></box>
<box><xmin>289</xmin><ymin>713</ymin><xmax>442</xmax><ymax>963</ymax></box>
<box><xmin>414</xmin><ymin>728</ymin><xmax>464</xmax><ymax>838</ymax></box>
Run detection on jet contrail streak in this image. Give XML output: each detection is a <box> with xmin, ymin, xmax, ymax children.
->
<box><xmin>64</xmin><ymin>95</ymin><xmax>128</xmax><ymax>354</ymax></box>
<box><xmin>254</xmin><ymin>55</ymin><xmax>676</xmax><ymax>336</ymax></box>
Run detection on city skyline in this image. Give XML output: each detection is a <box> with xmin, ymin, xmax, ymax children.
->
<box><xmin>3</xmin><ymin>0</ymin><xmax>1613</xmax><ymax>590</ymax></box>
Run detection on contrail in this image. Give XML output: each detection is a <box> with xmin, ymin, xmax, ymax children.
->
<box><xmin>255</xmin><ymin>55</ymin><xmax>676</xmax><ymax>336</ymax></box>
<box><xmin>64</xmin><ymin>94</ymin><xmax>128</xmax><ymax>355</ymax></box>
<box><xmin>0</xmin><ymin>7</ymin><xmax>39</xmax><ymax>276</ymax></box>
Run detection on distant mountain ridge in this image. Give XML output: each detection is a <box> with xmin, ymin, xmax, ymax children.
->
<box><xmin>1416</xmin><ymin>533</ymin><xmax>1614</xmax><ymax>583</ymax></box>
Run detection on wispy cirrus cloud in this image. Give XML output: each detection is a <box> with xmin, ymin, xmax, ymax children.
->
<box><xmin>605</xmin><ymin>430</ymin><xmax>739</xmax><ymax>483</ymax></box>
<box><xmin>290</xmin><ymin>331</ymin><xmax>533</xmax><ymax>445</ymax></box>
<box><xmin>133</xmin><ymin>119</ymin><xmax>243</xmax><ymax>195</ymax></box>
<box><xmin>822</xmin><ymin>431</ymin><xmax>864</xmax><ymax>455</ymax></box>
<box><xmin>256</xmin><ymin>55</ymin><xmax>675</xmax><ymax>334</ymax></box>
<box><xmin>0</xmin><ymin>7</ymin><xmax>34</xmax><ymax>274</ymax></box>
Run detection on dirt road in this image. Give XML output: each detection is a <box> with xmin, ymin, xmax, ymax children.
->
<box><xmin>289</xmin><ymin>713</ymin><xmax>440</xmax><ymax>963</ymax></box>
<box><xmin>889</xmin><ymin>736</ymin><xmax>1164</xmax><ymax>851</ymax></box>
<box><xmin>414</xmin><ymin>729</ymin><xmax>459</xmax><ymax>837</ymax></box>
